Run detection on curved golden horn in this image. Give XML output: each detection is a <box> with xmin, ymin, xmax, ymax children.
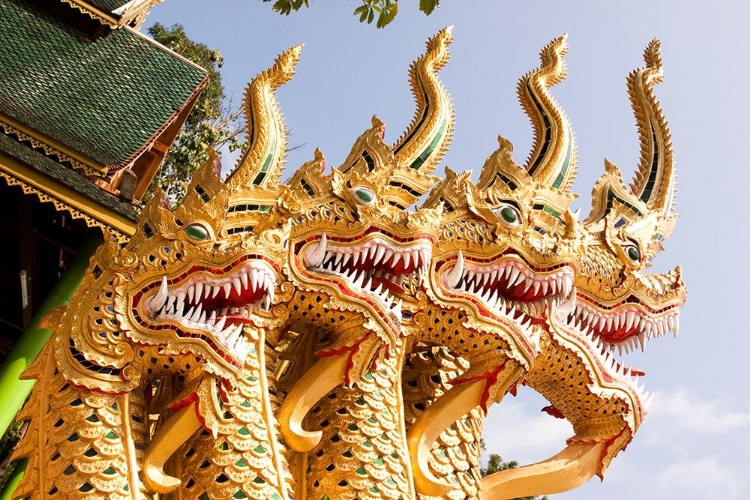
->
<box><xmin>226</xmin><ymin>44</ymin><xmax>303</xmax><ymax>188</ymax></box>
<box><xmin>391</xmin><ymin>26</ymin><xmax>454</xmax><ymax>176</ymax></box>
<box><xmin>627</xmin><ymin>39</ymin><xmax>675</xmax><ymax>217</ymax></box>
<box><xmin>482</xmin><ymin>442</ymin><xmax>606</xmax><ymax>499</ymax></box>
<box><xmin>520</xmin><ymin>35</ymin><xmax>577</xmax><ymax>193</ymax></box>
<box><xmin>407</xmin><ymin>363</ymin><xmax>524</xmax><ymax>496</ymax></box>
<box><xmin>142</xmin><ymin>403</ymin><xmax>202</xmax><ymax>494</ymax></box>
<box><xmin>278</xmin><ymin>354</ymin><xmax>348</xmax><ymax>452</ymax></box>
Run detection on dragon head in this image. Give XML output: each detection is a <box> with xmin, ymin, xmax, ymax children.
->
<box><xmin>135</xmin><ymin>46</ymin><xmax>303</xmax><ymax>494</ymax></box>
<box><xmin>483</xmin><ymin>39</ymin><xmax>688</xmax><ymax>499</ymax></box>
<box><xmin>404</xmin><ymin>35</ymin><xmax>582</xmax><ymax>496</ymax></box>
<box><xmin>275</xmin><ymin>28</ymin><xmax>452</xmax><ymax>454</ymax></box>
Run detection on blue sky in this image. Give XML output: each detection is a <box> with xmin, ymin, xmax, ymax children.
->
<box><xmin>146</xmin><ymin>2</ymin><xmax>750</xmax><ymax>498</ymax></box>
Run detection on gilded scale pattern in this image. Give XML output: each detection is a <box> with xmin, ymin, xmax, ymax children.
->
<box><xmin>11</xmin><ymin>29</ymin><xmax>686</xmax><ymax>500</ymax></box>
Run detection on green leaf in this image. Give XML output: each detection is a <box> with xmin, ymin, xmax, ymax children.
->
<box><xmin>384</xmin><ymin>2</ymin><xmax>398</xmax><ymax>26</ymax></box>
<box><xmin>419</xmin><ymin>0</ymin><xmax>439</xmax><ymax>15</ymax></box>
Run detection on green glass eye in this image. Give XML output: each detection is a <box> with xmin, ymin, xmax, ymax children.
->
<box><xmin>351</xmin><ymin>186</ymin><xmax>375</xmax><ymax>205</ymax></box>
<box><xmin>494</xmin><ymin>204</ymin><xmax>522</xmax><ymax>227</ymax></box>
<box><xmin>500</xmin><ymin>206</ymin><xmax>518</xmax><ymax>224</ymax></box>
<box><xmin>184</xmin><ymin>224</ymin><xmax>209</xmax><ymax>241</ymax></box>
<box><xmin>626</xmin><ymin>245</ymin><xmax>640</xmax><ymax>262</ymax></box>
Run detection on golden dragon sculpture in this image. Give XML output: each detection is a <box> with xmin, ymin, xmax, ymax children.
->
<box><xmin>7</xmin><ymin>30</ymin><xmax>687</xmax><ymax>500</ymax></box>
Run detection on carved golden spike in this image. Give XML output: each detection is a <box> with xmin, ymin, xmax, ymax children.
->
<box><xmin>519</xmin><ymin>35</ymin><xmax>578</xmax><ymax>193</ymax></box>
<box><xmin>627</xmin><ymin>39</ymin><xmax>675</xmax><ymax>216</ymax></box>
<box><xmin>391</xmin><ymin>26</ymin><xmax>454</xmax><ymax>179</ymax></box>
<box><xmin>226</xmin><ymin>44</ymin><xmax>303</xmax><ymax>188</ymax></box>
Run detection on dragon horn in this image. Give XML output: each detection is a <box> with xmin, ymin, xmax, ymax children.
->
<box><xmin>407</xmin><ymin>363</ymin><xmax>525</xmax><ymax>496</ymax></box>
<box><xmin>519</xmin><ymin>35</ymin><xmax>577</xmax><ymax>193</ymax></box>
<box><xmin>142</xmin><ymin>402</ymin><xmax>203</xmax><ymax>493</ymax></box>
<box><xmin>278</xmin><ymin>354</ymin><xmax>348</xmax><ymax>452</ymax></box>
<box><xmin>627</xmin><ymin>39</ymin><xmax>676</xmax><ymax>217</ymax></box>
<box><xmin>481</xmin><ymin>442</ymin><xmax>606</xmax><ymax>499</ymax></box>
<box><xmin>226</xmin><ymin>44</ymin><xmax>303</xmax><ymax>188</ymax></box>
<box><xmin>391</xmin><ymin>26</ymin><xmax>454</xmax><ymax>177</ymax></box>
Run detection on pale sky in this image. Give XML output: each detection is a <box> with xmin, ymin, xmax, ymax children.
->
<box><xmin>146</xmin><ymin>2</ymin><xmax>750</xmax><ymax>498</ymax></box>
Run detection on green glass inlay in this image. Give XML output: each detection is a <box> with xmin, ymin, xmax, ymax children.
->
<box><xmin>552</xmin><ymin>132</ymin><xmax>574</xmax><ymax>189</ymax></box>
<box><xmin>79</xmin><ymin>482</ymin><xmax>94</xmax><ymax>492</ymax></box>
<box><xmin>234</xmin><ymin>491</ymin><xmax>249</xmax><ymax>499</ymax></box>
<box><xmin>368</xmin><ymin>486</ymin><xmax>380</xmax><ymax>494</ymax></box>
<box><xmin>103</xmin><ymin>467</ymin><xmax>116</xmax><ymax>475</ymax></box>
<box><xmin>410</xmin><ymin>116</ymin><xmax>447</xmax><ymax>170</ymax></box>
<box><xmin>238</xmin><ymin>426</ymin><xmax>250</xmax><ymax>436</ymax></box>
<box><xmin>641</xmin><ymin>127</ymin><xmax>660</xmax><ymax>203</ymax></box>
<box><xmin>185</xmin><ymin>224</ymin><xmax>209</xmax><ymax>241</ymax></box>
<box><xmin>355</xmin><ymin>467</ymin><xmax>367</xmax><ymax>476</ymax></box>
<box><xmin>374</xmin><ymin>458</ymin><xmax>385</xmax><ymax>466</ymax></box>
<box><xmin>63</xmin><ymin>465</ymin><xmax>75</xmax><ymax>475</ymax></box>
<box><xmin>235</xmin><ymin>458</ymin><xmax>248</xmax><ymax>468</ymax></box>
<box><xmin>67</xmin><ymin>432</ymin><xmax>79</xmax><ymax>442</ymax></box>
<box><xmin>84</xmin><ymin>448</ymin><xmax>97</xmax><ymax>457</ymax></box>
<box><xmin>363</xmin><ymin>440</ymin><xmax>373</xmax><ymax>448</ymax></box>
<box><xmin>253</xmin><ymin>445</ymin><xmax>266</xmax><ymax>454</ymax></box>
<box><xmin>253</xmin><ymin>135</ymin><xmax>277</xmax><ymax>186</ymax></box>
<box><xmin>605</xmin><ymin>191</ymin><xmax>643</xmax><ymax>218</ymax></box>
<box><xmin>105</xmin><ymin>431</ymin><xmax>119</xmax><ymax>440</ymax></box>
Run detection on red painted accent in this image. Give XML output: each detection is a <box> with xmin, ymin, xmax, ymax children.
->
<box><xmin>167</xmin><ymin>391</ymin><xmax>210</xmax><ymax>431</ymax></box>
<box><xmin>541</xmin><ymin>405</ymin><xmax>565</xmax><ymax>419</ymax></box>
<box><xmin>567</xmin><ymin>427</ymin><xmax>629</xmax><ymax>480</ymax></box>
<box><xmin>450</xmin><ymin>361</ymin><xmax>509</xmax><ymax>413</ymax></box>
<box><xmin>316</xmin><ymin>334</ymin><xmax>372</xmax><ymax>386</ymax></box>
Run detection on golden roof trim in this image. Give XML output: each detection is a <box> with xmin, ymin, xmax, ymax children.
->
<box><xmin>0</xmin><ymin>114</ymin><xmax>108</xmax><ymax>177</ymax></box>
<box><xmin>0</xmin><ymin>153</ymin><xmax>135</xmax><ymax>242</ymax></box>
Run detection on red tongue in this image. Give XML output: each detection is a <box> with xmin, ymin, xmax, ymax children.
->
<box><xmin>370</xmin><ymin>277</ymin><xmax>404</xmax><ymax>295</ymax></box>
<box><xmin>200</xmin><ymin>287</ymin><xmax>266</xmax><ymax>311</ymax></box>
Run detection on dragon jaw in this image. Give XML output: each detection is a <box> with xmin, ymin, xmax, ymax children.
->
<box><xmin>441</xmin><ymin>250</ymin><xmax>575</xmax><ymax>321</ymax></box>
<box><xmin>301</xmin><ymin>230</ymin><xmax>432</xmax><ymax>320</ymax></box>
<box><xmin>131</xmin><ymin>257</ymin><xmax>280</xmax><ymax>374</ymax></box>
<box><xmin>563</xmin><ymin>292</ymin><xmax>682</xmax><ymax>356</ymax></box>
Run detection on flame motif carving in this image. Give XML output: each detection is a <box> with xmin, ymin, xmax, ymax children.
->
<box><xmin>12</xmin><ymin>30</ymin><xmax>685</xmax><ymax>500</ymax></box>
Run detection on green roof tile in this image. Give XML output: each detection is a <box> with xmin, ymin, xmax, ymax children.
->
<box><xmin>0</xmin><ymin>0</ymin><xmax>206</xmax><ymax>168</ymax></box>
<box><xmin>87</xmin><ymin>0</ymin><xmax>129</xmax><ymax>14</ymax></box>
<box><xmin>0</xmin><ymin>132</ymin><xmax>137</xmax><ymax>220</ymax></box>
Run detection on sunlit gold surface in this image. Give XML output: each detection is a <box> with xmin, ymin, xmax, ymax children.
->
<box><xmin>12</xmin><ymin>31</ymin><xmax>686</xmax><ymax>500</ymax></box>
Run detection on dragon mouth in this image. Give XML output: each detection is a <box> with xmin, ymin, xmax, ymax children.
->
<box><xmin>552</xmin><ymin>296</ymin><xmax>653</xmax><ymax>425</ymax></box>
<box><xmin>563</xmin><ymin>294</ymin><xmax>681</xmax><ymax>356</ymax></box>
<box><xmin>137</xmin><ymin>258</ymin><xmax>277</xmax><ymax>363</ymax></box>
<box><xmin>302</xmin><ymin>232</ymin><xmax>432</xmax><ymax>319</ymax></box>
<box><xmin>443</xmin><ymin>251</ymin><xmax>574</xmax><ymax>318</ymax></box>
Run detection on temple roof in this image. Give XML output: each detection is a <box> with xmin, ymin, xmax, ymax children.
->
<box><xmin>0</xmin><ymin>0</ymin><xmax>206</xmax><ymax>171</ymax></box>
<box><xmin>0</xmin><ymin>133</ymin><xmax>137</xmax><ymax>222</ymax></box>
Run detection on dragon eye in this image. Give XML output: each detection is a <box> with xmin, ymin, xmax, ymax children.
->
<box><xmin>184</xmin><ymin>224</ymin><xmax>209</xmax><ymax>241</ymax></box>
<box><xmin>350</xmin><ymin>186</ymin><xmax>376</xmax><ymax>206</ymax></box>
<box><xmin>623</xmin><ymin>244</ymin><xmax>641</xmax><ymax>263</ymax></box>
<box><xmin>494</xmin><ymin>204</ymin><xmax>521</xmax><ymax>227</ymax></box>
